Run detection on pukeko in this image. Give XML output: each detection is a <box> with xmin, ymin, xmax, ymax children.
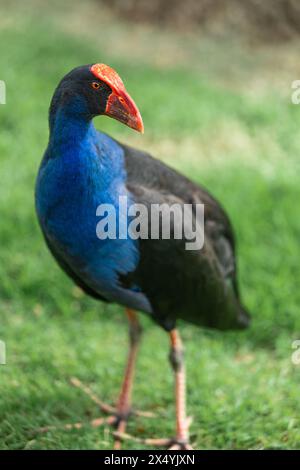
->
<box><xmin>35</xmin><ymin>64</ymin><xmax>250</xmax><ymax>449</ymax></box>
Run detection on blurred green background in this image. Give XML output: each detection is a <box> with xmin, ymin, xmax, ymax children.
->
<box><xmin>1</xmin><ymin>0</ymin><xmax>300</xmax><ymax>450</ymax></box>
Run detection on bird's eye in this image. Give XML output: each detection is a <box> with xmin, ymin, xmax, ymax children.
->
<box><xmin>91</xmin><ymin>82</ymin><xmax>101</xmax><ymax>90</ymax></box>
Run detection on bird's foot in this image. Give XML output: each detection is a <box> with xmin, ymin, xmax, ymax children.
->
<box><xmin>35</xmin><ymin>377</ymin><xmax>155</xmax><ymax>450</ymax></box>
<box><xmin>114</xmin><ymin>416</ymin><xmax>194</xmax><ymax>450</ymax></box>
<box><xmin>69</xmin><ymin>377</ymin><xmax>155</xmax><ymax>419</ymax></box>
<box><xmin>113</xmin><ymin>433</ymin><xmax>194</xmax><ymax>450</ymax></box>
<box><xmin>36</xmin><ymin>413</ymin><xmax>134</xmax><ymax>450</ymax></box>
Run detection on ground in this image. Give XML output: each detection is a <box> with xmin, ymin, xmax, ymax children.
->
<box><xmin>0</xmin><ymin>0</ymin><xmax>300</xmax><ymax>450</ymax></box>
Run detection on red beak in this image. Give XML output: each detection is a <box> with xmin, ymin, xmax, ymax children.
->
<box><xmin>90</xmin><ymin>63</ymin><xmax>144</xmax><ymax>133</ymax></box>
<box><xmin>105</xmin><ymin>89</ymin><xmax>144</xmax><ymax>133</ymax></box>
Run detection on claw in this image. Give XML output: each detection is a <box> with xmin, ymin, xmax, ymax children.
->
<box><xmin>169</xmin><ymin>444</ymin><xmax>181</xmax><ymax>450</ymax></box>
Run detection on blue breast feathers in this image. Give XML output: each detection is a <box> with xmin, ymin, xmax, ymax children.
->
<box><xmin>35</xmin><ymin>102</ymin><xmax>152</xmax><ymax>314</ymax></box>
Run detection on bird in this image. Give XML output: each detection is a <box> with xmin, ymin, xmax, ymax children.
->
<box><xmin>35</xmin><ymin>63</ymin><xmax>250</xmax><ymax>449</ymax></box>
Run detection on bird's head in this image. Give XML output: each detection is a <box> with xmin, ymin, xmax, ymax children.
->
<box><xmin>50</xmin><ymin>63</ymin><xmax>144</xmax><ymax>133</ymax></box>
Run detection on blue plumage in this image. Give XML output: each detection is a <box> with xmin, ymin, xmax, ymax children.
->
<box><xmin>35</xmin><ymin>94</ymin><xmax>151</xmax><ymax>313</ymax></box>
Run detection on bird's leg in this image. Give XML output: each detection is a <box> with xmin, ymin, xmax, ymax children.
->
<box><xmin>114</xmin><ymin>328</ymin><xmax>193</xmax><ymax>450</ymax></box>
<box><xmin>113</xmin><ymin>308</ymin><xmax>142</xmax><ymax>449</ymax></box>
<box><xmin>167</xmin><ymin>328</ymin><xmax>193</xmax><ymax>450</ymax></box>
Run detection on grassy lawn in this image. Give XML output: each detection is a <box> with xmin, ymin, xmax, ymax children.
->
<box><xmin>1</xmin><ymin>0</ymin><xmax>300</xmax><ymax>450</ymax></box>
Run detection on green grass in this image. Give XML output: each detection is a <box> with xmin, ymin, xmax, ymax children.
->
<box><xmin>1</xmin><ymin>0</ymin><xmax>300</xmax><ymax>450</ymax></box>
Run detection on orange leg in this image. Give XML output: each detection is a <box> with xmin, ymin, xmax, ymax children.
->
<box><xmin>114</xmin><ymin>308</ymin><xmax>142</xmax><ymax>449</ymax></box>
<box><xmin>168</xmin><ymin>329</ymin><xmax>192</xmax><ymax>449</ymax></box>
<box><xmin>114</xmin><ymin>328</ymin><xmax>193</xmax><ymax>450</ymax></box>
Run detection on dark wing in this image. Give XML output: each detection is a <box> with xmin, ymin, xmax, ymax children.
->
<box><xmin>122</xmin><ymin>143</ymin><xmax>235</xmax><ymax>238</ymax></box>
<box><xmin>120</xmin><ymin>143</ymin><xmax>250</xmax><ymax>331</ymax></box>
<box><xmin>122</xmin><ymin>143</ymin><xmax>236</xmax><ymax>278</ymax></box>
